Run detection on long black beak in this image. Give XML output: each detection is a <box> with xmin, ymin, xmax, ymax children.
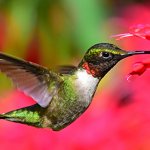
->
<box><xmin>121</xmin><ymin>51</ymin><xmax>150</xmax><ymax>59</ymax></box>
<box><xmin>127</xmin><ymin>51</ymin><xmax>150</xmax><ymax>55</ymax></box>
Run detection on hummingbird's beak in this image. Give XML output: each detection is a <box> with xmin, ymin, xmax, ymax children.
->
<box><xmin>120</xmin><ymin>50</ymin><xmax>150</xmax><ymax>59</ymax></box>
<box><xmin>127</xmin><ymin>51</ymin><xmax>150</xmax><ymax>56</ymax></box>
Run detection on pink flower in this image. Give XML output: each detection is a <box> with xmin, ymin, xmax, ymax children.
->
<box><xmin>111</xmin><ymin>24</ymin><xmax>150</xmax><ymax>40</ymax></box>
<box><xmin>111</xmin><ymin>23</ymin><xmax>150</xmax><ymax>78</ymax></box>
<box><xmin>127</xmin><ymin>59</ymin><xmax>150</xmax><ymax>80</ymax></box>
<box><xmin>110</xmin><ymin>6</ymin><xmax>150</xmax><ymax>79</ymax></box>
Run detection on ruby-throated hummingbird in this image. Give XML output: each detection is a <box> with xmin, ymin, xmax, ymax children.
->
<box><xmin>0</xmin><ymin>43</ymin><xmax>149</xmax><ymax>131</ymax></box>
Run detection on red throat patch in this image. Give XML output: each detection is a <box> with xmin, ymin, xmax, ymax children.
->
<box><xmin>82</xmin><ymin>62</ymin><xmax>99</xmax><ymax>77</ymax></box>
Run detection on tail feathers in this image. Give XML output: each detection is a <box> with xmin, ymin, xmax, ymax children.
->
<box><xmin>0</xmin><ymin>114</ymin><xmax>18</xmax><ymax>122</ymax></box>
<box><xmin>0</xmin><ymin>114</ymin><xmax>8</xmax><ymax>119</ymax></box>
<box><xmin>0</xmin><ymin>104</ymin><xmax>44</xmax><ymax>128</ymax></box>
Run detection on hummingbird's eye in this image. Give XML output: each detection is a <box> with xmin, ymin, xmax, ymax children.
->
<box><xmin>100</xmin><ymin>52</ymin><xmax>113</xmax><ymax>59</ymax></box>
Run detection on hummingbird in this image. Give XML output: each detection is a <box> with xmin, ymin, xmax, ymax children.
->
<box><xmin>0</xmin><ymin>43</ymin><xmax>149</xmax><ymax>131</ymax></box>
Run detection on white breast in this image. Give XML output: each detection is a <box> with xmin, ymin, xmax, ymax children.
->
<box><xmin>75</xmin><ymin>69</ymin><xmax>99</xmax><ymax>105</ymax></box>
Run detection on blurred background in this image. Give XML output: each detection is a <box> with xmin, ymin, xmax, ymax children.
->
<box><xmin>0</xmin><ymin>0</ymin><xmax>150</xmax><ymax>150</ymax></box>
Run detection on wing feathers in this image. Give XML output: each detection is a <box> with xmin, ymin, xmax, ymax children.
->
<box><xmin>0</xmin><ymin>53</ymin><xmax>62</xmax><ymax>107</ymax></box>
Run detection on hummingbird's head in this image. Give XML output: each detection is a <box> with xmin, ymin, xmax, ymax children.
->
<box><xmin>79</xmin><ymin>43</ymin><xmax>150</xmax><ymax>78</ymax></box>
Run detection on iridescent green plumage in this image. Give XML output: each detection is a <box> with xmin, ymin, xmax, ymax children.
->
<box><xmin>0</xmin><ymin>104</ymin><xmax>43</xmax><ymax>127</ymax></box>
<box><xmin>0</xmin><ymin>43</ymin><xmax>150</xmax><ymax>131</ymax></box>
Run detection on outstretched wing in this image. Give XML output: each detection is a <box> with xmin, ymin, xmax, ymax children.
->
<box><xmin>0</xmin><ymin>53</ymin><xmax>63</xmax><ymax>107</ymax></box>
